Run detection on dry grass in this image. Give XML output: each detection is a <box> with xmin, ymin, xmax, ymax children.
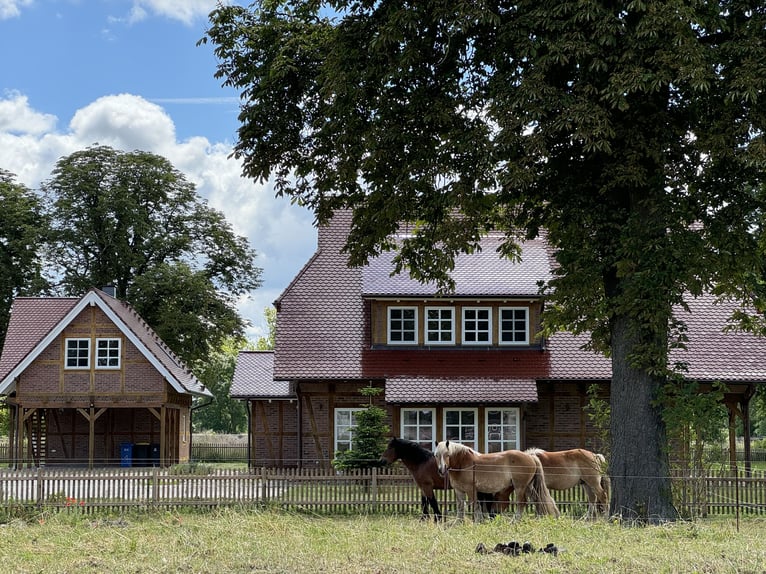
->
<box><xmin>1</xmin><ymin>509</ymin><xmax>765</xmax><ymax>573</ymax></box>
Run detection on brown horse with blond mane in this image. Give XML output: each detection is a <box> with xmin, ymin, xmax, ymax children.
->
<box><xmin>525</xmin><ymin>448</ymin><xmax>611</xmax><ymax>518</ymax></box>
<box><xmin>434</xmin><ymin>440</ymin><xmax>560</xmax><ymax>522</ymax></box>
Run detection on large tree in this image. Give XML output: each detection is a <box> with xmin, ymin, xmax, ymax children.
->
<box><xmin>42</xmin><ymin>145</ymin><xmax>263</xmax><ymax>366</ymax></box>
<box><xmin>203</xmin><ymin>2</ymin><xmax>766</xmax><ymax>521</ymax></box>
<box><xmin>0</xmin><ymin>169</ymin><xmax>48</xmax><ymax>346</ymax></box>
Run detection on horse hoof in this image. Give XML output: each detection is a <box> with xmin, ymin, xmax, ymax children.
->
<box><xmin>522</xmin><ymin>542</ymin><xmax>534</xmax><ymax>554</ymax></box>
<box><xmin>475</xmin><ymin>543</ymin><xmax>488</xmax><ymax>554</ymax></box>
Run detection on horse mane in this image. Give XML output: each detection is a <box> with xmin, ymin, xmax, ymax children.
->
<box><xmin>390</xmin><ymin>437</ymin><xmax>434</xmax><ymax>464</ymax></box>
<box><xmin>525</xmin><ymin>447</ymin><xmax>545</xmax><ymax>456</ymax></box>
<box><xmin>446</xmin><ymin>441</ymin><xmax>479</xmax><ymax>456</ymax></box>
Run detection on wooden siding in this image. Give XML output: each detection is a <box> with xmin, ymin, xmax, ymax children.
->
<box><xmin>246</xmin><ymin>381</ymin><xmax>608</xmax><ymax>468</ymax></box>
<box><xmin>369</xmin><ymin>300</ymin><xmax>543</xmax><ymax>347</ymax></box>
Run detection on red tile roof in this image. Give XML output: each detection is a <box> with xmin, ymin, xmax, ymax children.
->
<box><xmin>273</xmin><ymin>210</ymin><xmax>365</xmax><ymax>380</ymax></box>
<box><xmin>231</xmin><ymin>351</ymin><xmax>292</xmax><ymax>398</ymax></box>
<box><xmin>264</xmin><ymin>210</ymin><xmax>766</xmax><ymax>402</ymax></box>
<box><xmin>0</xmin><ymin>297</ymin><xmax>78</xmax><ymax>382</ymax></box>
<box><xmin>0</xmin><ymin>288</ymin><xmax>210</xmax><ymax>397</ymax></box>
<box><xmin>385</xmin><ymin>376</ymin><xmax>538</xmax><ymax>403</ymax></box>
<box><xmin>362</xmin><ymin>234</ymin><xmax>553</xmax><ymax>297</ymax></box>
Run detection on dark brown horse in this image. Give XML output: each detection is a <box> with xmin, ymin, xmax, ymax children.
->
<box><xmin>380</xmin><ymin>437</ymin><xmax>507</xmax><ymax>521</ymax></box>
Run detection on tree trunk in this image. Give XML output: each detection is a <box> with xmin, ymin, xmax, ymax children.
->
<box><xmin>609</xmin><ymin>314</ymin><xmax>678</xmax><ymax>523</ymax></box>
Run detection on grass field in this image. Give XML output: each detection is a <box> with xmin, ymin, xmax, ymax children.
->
<box><xmin>1</xmin><ymin>509</ymin><xmax>765</xmax><ymax>573</ymax></box>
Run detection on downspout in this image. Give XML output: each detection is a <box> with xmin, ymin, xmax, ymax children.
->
<box><xmin>296</xmin><ymin>384</ymin><xmax>302</xmax><ymax>470</ymax></box>
<box><xmin>246</xmin><ymin>400</ymin><xmax>252</xmax><ymax>469</ymax></box>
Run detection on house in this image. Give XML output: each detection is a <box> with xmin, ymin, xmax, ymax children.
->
<box><xmin>0</xmin><ymin>288</ymin><xmax>212</xmax><ymax>468</ymax></box>
<box><xmin>232</xmin><ymin>211</ymin><xmax>765</xmax><ymax>468</ymax></box>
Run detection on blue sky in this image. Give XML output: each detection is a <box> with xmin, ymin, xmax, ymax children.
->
<box><xmin>0</xmin><ymin>0</ymin><xmax>317</xmax><ymax>340</ymax></box>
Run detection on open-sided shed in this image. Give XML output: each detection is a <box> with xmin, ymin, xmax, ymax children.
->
<box><xmin>0</xmin><ymin>288</ymin><xmax>212</xmax><ymax>468</ymax></box>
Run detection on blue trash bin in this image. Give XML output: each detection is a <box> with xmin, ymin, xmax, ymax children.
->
<box><xmin>120</xmin><ymin>442</ymin><xmax>133</xmax><ymax>467</ymax></box>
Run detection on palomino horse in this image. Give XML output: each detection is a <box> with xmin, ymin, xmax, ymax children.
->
<box><xmin>434</xmin><ymin>440</ymin><xmax>560</xmax><ymax>522</ymax></box>
<box><xmin>526</xmin><ymin>448</ymin><xmax>611</xmax><ymax>518</ymax></box>
<box><xmin>379</xmin><ymin>437</ymin><xmax>510</xmax><ymax>521</ymax></box>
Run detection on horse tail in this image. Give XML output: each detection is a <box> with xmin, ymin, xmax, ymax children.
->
<box><xmin>529</xmin><ymin>454</ymin><xmax>560</xmax><ymax>518</ymax></box>
<box><xmin>595</xmin><ymin>453</ymin><xmax>611</xmax><ymax>514</ymax></box>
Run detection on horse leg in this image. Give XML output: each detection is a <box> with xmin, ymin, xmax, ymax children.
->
<box><xmin>477</xmin><ymin>491</ymin><xmax>495</xmax><ymax>518</ymax></box>
<box><xmin>582</xmin><ymin>483</ymin><xmax>597</xmax><ymax>519</ymax></box>
<box><xmin>454</xmin><ymin>488</ymin><xmax>466</xmax><ymax>521</ymax></box>
<box><xmin>420</xmin><ymin>495</ymin><xmax>429</xmax><ymax>521</ymax></box>
<box><xmin>428</xmin><ymin>494</ymin><xmax>442</xmax><ymax>522</ymax></box>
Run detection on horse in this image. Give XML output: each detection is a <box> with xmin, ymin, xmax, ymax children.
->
<box><xmin>379</xmin><ymin>437</ymin><xmax>509</xmax><ymax>521</ymax></box>
<box><xmin>434</xmin><ymin>440</ymin><xmax>560</xmax><ymax>522</ymax></box>
<box><xmin>525</xmin><ymin>448</ymin><xmax>611</xmax><ymax>519</ymax></box>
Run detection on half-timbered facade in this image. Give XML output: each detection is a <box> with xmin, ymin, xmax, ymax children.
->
<box><xmin>233</xmin><ymin>211</ymin><xmax>766</xmax><ymax>468</ymax></box>
<box><xmin>0</xmin><ymin>288</ymin><xmax>212</xmax><ymax>468</ymax></box>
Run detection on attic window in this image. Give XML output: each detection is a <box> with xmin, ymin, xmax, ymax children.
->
<box><xmin>499</xmin><ymin>307</ymin><xmax>529</xmax><ymax>345</ymax></box>
<box><xmin>96</xmin><ymin>338</ymin><xmax>121</xmax><ymax>369</ymax></box>
<box><xmin>65</xmin><ymin>338</ymin><xmax>90</xmax><ymax>369</ymax></box>
<box><xmin>425</xmin><ymin>307</ymin><xmax>454</xmax><ymax>344</ymax></box>
<box><xmin>462</xmin><ymin>307</ymin><xmax>491</xmax><ymax>345</ymax></box>
<box><xmin>388</xmin><ymin>307</ymin><xmax>418</xmax><ymax>345</ymax></box>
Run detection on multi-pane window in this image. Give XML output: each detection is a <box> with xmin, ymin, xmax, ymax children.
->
<box><xmin>65</xmin><ymin>338</ymin><xmax>90</xmax><ymax>369</ymax></box>
<box><xmin>462</xmin><ymin>307</ymin><xmax>492</xmax><ymax>345</ymax></box>
<box><xmin>388</xmin><ymin>307</ymin><xmax>418</xmax><ymax>345</ymax></box>
<box><xmin>96</xmin><ymin>338</ymin><xmax>121</xmax><ymax>368</ymax></box>
<box><xmin>444</xmin><ymin>408</ymin><xmax>477</xmax><ymax>450</ymax></box>
<box><xmin>425</xmin><ymin>307</ymin><xmax>454</xmax><ymax>344</ymax></box>
<box><xmin>499</xmin><ymin>307</ymin><xmax>529</xmax><ymax>345</ymax></box>
<box><xmin>334</xmin><ymin>408</ymin><xmax>363</xmax><ymax>453</ymax></box>
<box><xmin>485</xmin><ymin>408</ymin><xmax>520</xmax><ymax>453</ymax></box>
<box><xmin>400</xmin><ymin>409</ymin><xmax>435</xmax><ymax>450</ymax></box>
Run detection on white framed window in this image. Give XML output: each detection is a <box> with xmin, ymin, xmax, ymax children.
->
<box><xmin>462</xmin><ymin>307</ymin><xmax>492</xmax><ymax>345</ymax></box>
<box><xmin>499</xmin><ymin>307</ymin><xmax>529</xmax><ymax>345</ymax></box>
<box><xmin>485</xmin><ymin>408</ymin><xmax>520</xmax><ymax>453</ymax></box>
<box><xmin>425</xmin><ymin>306</ymin><xmax>454</xmax><ymax>344</ymax></box>
<box><xmin>444</xmin><ymin>408</ymin><xmax>478</xmax><ymax>450</ymax></box>
<box><xmin>65</xmin><ymin>338</ymin><xmax>90</xmax><ymax>369</ymax></box>
<box><xmin>388</xmin><ymin>307</ymin><xmax>418</xmax><ymax>345</ymax></box>
<box><xmin>96</xmin><ymin>338</ymin><xmax>121</xmax><ymax>369</ymax></box>
<box><xmin>400</xmin><ymin>408</ymin><xmax>435</xmax><ymax>450</ymax></box>
<box><xmin>334</xmin><ymin>408</ymin><xmax>364</xmax><ymax>453</ymax></box>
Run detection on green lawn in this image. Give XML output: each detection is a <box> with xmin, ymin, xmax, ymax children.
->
<box><xmin>1</xmin><ymin>509</ymin><xmax>764</xmax><ymax>573</ymax></box>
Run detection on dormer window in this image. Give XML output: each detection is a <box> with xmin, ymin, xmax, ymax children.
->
<box><xmin>388</xmin><ymin>307</ymin><xmax>418</xmax><ymax>345</ymax></box>
<box><xmin>499</xmin><ymin>307</ymin><xmax>529</xmax><ymax>345</ymax></box>
<box><xmin>462</xmin><ymin>307</ymin><xmax>491</xmax><ymax>345</ymax></box>
<box><xmin>425</xmin><ymin>307</ymin><xmax>454</xmax><ymax>344</ymax></box>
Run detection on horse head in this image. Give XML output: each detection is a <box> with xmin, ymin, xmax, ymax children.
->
<box><xmin>379</xmin><ymin>437</ymin><xmax>399</xmax><ymax>465</ymax></box>
<box><xmin>434</xmin><ymin>440</ymin><xmax>451</xmax><ymax>476</ymax></box>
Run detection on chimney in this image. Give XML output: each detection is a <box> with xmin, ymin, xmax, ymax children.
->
<box><xmin>101</xmin><ymin>285</ymin><xmax>116</xmax><ymax>297</ymax></box>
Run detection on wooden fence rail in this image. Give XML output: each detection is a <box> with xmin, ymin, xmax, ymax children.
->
<box><xmin>1</xmin><ymin>466</ymin><xmax>766</xmax><ymax>517</ymax></box>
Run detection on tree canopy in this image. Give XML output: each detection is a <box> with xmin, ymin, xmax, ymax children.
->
<box><xmin>204</xmin><ymin>1</ymin><xmax>766</xmax><ymax>521</ymax></box>
<box><xmin>0</xmin><ymin>170</ymin><xmax>48</xmax><ymax>345</ymax></box>
<box><xmin>42</xmin><ymin>145</ymin><xmax>263</xmax><ymax>366</ymax></box>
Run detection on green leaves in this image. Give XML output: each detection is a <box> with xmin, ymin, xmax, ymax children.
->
<box><xmin>0</xmin><ymin>170</ymin><xmax>48</xmax><ymax>345</ymax></box>
<box><xmin>41</xmin><ymin>145</ymin><xmax>262</xmax><ymax>367</ymax></box>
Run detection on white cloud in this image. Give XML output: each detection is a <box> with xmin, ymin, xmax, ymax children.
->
<box><xmin>0</xmin><ymin>91</ymin><xmax>317</xmax><ymax>340</ymax></box>
<box><xmin>131</xmin><ymin>0</ymin><xmax>221</xmax><ymax>25</ymax></box>
<box><xmin>69</xmin><ymin>94</ymin><xmax>177</xmax><ymax>151</ymax></box>
<box><xmin>0</xmin><ymin>92</ymin><xmax>57</xmax><ymax>135</ymax></box>
<box><xmin>0</xmin><ymin>0</ymin><xmax>32</xmax><ymax>20</ymax></box>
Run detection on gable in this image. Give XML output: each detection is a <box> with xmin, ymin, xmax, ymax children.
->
<box><xmin>0</xmin><ymin>289</ymin><xmax>211</xmax><ymax>397</ymax></box>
